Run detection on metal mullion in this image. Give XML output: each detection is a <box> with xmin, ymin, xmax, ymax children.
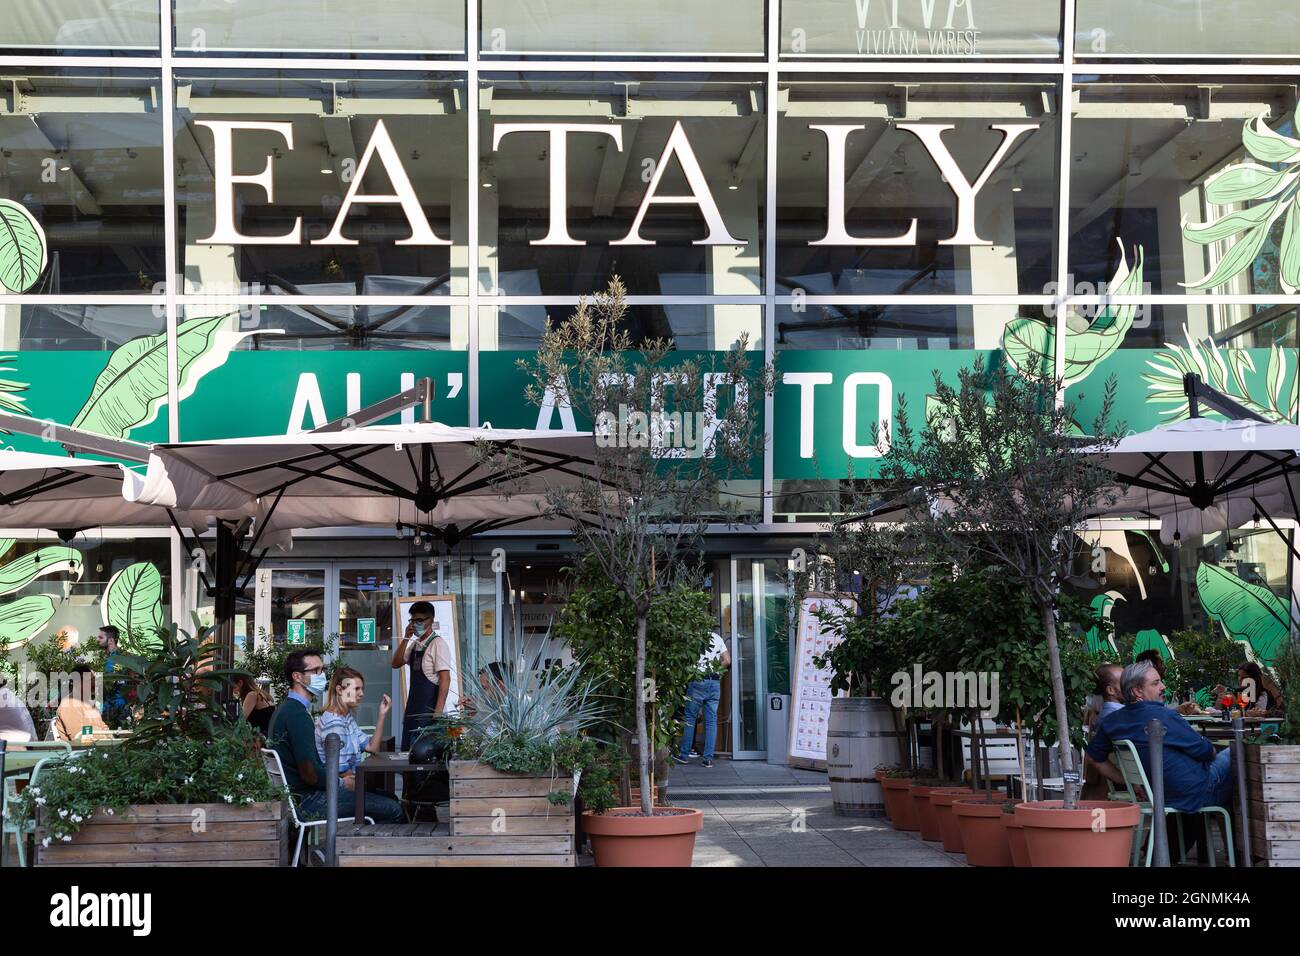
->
<box><xmin>1072</xmin><ymin>62</ymin><xmax>1300</xmax><ymax>75</ymax></box>
<box><xmin>773</xmin><ymin>294</ymin><xmax>1055</xmax><ymax>305</ymax></box>
<box><xmin>763</xmin><ymin>0</ymin><xmax>778</xmax><ymax>526</ymax></box>
<box><xmin>174</xmin><ymin>58</ymin><xmax>471</xmax><ymax>70</ymax></box>
<box><xmin>161</xmin><ymin>0</ymin><xmax>180</xmax><ymax>442</ymax></box>
<box><xmin>468</xmin><ymin>0</ymin><xmax>481</xmax><ymax>426</ymax></box>
<box><xmin>1053</xmin><ymin>0</ymin><xmax>1076</xmax><ymax>408</ymax></box>
<box><xmin>0</xmin><ymin>56</ymin><xmax>164</xmax><ymax>67</ymax></box>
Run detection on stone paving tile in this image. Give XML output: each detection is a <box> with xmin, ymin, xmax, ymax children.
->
<box><xmin>749</xmin><ymin>844</ymin><xmax>860</xmax><ymax>867</ymax></box>
<box><xmin>691</xmin><ymin>838</ymin><xmax>767</xmax><ymax>867</ymax></box>
<box><xmin>726</xmin><ymin>819</ymin><xmax>836</xmax><ymax>840</ymax></box>
<box><xmin>849</xmin><ymin>852</ymin><xmax>961</xmax><ymax>867</ymax></box>
<box><xmin>820</xmin><ymin>830</ymin><xmax>927</xmax><ymax>851</ymax></box>
<box><xmin>712</xmin><ymin>800</ymin><xmax>798</xmax><ymax>815</ymax></box>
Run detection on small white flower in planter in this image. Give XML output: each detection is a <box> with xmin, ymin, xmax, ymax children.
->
<box><xmin>243</xmin><ymin>796</ymin><xmax>253</xmax><ymax>804</ymax></box>
<box><xmin>71</xmin><ymin>814</ymin><xmax>83</xmax><ymax>823</ymax></box>
<box><xmin>223</xmin><ymin>794</ymin><xmax>234</xmax><ymax>803</ymax></box>
<box><xmin>61</xmin><ymin>835</ymin><xmax>72</xmax><ymax>842</ymax></box>
<box><xmin>58</xmin><ymin>809</ymin><xmax>68</xmax><ymax>818</ymax></box>
<box><xmin>34</xmin><ymin>797</ymin><xmax>46</xmax><ymax>806</ymax></box>
<box><xmin>236</xmin><ymin>773</ymin><xmax>244</xmax><ymax>781</ymax></box>
<box><xmin>105</xmin><ymin>808</ymin><xmax>115</xmax><ymax>816</ymax></box>
<box><xmin>41</xmin><ymin>837</ymin><xmax>51</xmax><ymax>848</ymax></box>
<box><xmin>29</xmin><ymin>786</ymin><xmax>40</xmax><ymax>795</ymax></box>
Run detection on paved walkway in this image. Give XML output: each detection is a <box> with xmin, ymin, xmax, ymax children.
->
<box><xmin>667</xmin><ymin>756</ymin><xmax>832</xmax><ymax>798</ymax></box>
<box><xmin>676</xmin><ymin>794</ymin><xmax>962</xmax><ymax>866</ymax></box>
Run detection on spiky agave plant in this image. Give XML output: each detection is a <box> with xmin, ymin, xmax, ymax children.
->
<box><xmin>460</xmin><ymin>657</ymin><xmax>605</xmax><ymax>745</ymax></box>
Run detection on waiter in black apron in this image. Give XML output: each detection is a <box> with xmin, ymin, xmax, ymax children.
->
<box><xmin>391</xmin><ymin>600</ymin><xmax>451</xmax><ymax>750</ymax></box>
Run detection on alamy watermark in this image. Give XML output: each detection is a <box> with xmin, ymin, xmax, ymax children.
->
<box><xmin>890</xmin><ymin>664</ymin><xmax>1000</xmax><ymax>719</ymax></box>
<box><xmin>595</xmin><ymin>404</ymin><xmax>710</xmax><ymax>459</ymax></box>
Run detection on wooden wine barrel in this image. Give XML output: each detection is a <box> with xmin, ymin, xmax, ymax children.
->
<box><xmin>827</xmin><ymin>697</ymin><xmax>903</xmax><ymax>817</ymax></box>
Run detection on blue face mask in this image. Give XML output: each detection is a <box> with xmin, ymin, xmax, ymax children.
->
<box><xmin>307</xmin><ymin>673</ymin><xmax>328</xmax><ymax>696</ymax></box>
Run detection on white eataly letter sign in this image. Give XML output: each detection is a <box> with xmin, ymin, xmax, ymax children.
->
<box><xmin>197</xmin><ymin>119</ymin><xmax>1032</xmax><ymax>254</ymax></box>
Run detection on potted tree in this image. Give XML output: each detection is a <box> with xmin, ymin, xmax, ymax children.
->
<box><xmin>488</xmin><ymin>278</ymin><xmax>773</xmax><ymax>866</ymax></box>
<box><xmin>1241</xmin><ymin>634</ymin><xmax>1300</xmax><ymax>865</ymax></box>
<box><xmin>882</xmin><ymin>359</ymin><xmax>1140</xmax><ymax>866</ymax></box>
<box><xmin>14</xmin><ymin>623</ymin><xmax>288</xmax><ymax>866</ymax></box>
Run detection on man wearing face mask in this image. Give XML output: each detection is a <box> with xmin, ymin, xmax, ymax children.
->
<box><xmin>267</xmin><ymin>648</ymin><xmax>334</xmax><ymax>819</ymax></box>
<box><xmin>392</xmin><ymin>601</ymin><xmax>451</xmax><ymax>750</ymax></box>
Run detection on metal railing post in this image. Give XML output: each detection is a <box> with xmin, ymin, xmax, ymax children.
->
<box><xmin>1232</xmin><ymin>716</ymin><xmax>1252</xmax><ymax>868</ymax></box>
<box><xmin>1146</xmin><ymin>718</ymin><xmax>1170</xmax><ymax>867</ymax></box>
<box><xmin>324</xmin><ymin>732</ymin><xmax>341</xmax><ymax>867</ymax></box>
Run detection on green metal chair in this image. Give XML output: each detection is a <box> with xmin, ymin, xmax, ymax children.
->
<box><xmin>1110</xmin><ymin>738</ymin><xmax>1234</xmax><ymax>868</ymax></box>
<box><xmin>2</xmin><ymin>747</ymin><xmax>80</xmax><ymax>868</ymax></box>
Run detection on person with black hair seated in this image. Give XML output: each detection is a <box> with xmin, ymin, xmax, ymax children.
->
<box><xmin>267</xmin><ymin>654</ymin><xmax>402</xmax><ymax>824</ymax></box>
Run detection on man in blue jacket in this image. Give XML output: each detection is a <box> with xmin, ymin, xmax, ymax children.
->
<box><xmin>1086</xmin><ymin>659</ymin><xmax>1233</xmax><ymax>811</ymax></box>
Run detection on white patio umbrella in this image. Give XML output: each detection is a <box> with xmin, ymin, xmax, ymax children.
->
<box><xmin>121</xmin><ymin>421</ymin><xmax>597</xmax><ymax>548</ymax></box>
<box><xmin>0</xmin><ymin>449</ymin><xmax>215</xmax><ymax>533</ymax></box>
<box><xmin>1082</xmin><ymin>418</ymin><xmax>1300</xmax><ymax>550</ymax></box>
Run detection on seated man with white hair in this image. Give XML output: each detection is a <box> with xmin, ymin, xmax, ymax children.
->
<box><xmin>1085</xmin><ymin>659</ymin><xmax>1233</xmax><ymax>812</ymax></box>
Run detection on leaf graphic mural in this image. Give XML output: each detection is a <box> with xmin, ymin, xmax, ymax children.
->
<box><xmin>1002</xmin><ymin>243</ymin><xmax>1144</xmax><ymax>387</ymax></box>
<box><xmin>1196</xmin><ymin>562</ymin><xmax>1288</xmax><ymax>665</ymax></box>
<box><xmin>1132</xmin><ymin>628</ymin><xmax>1172</xmax><ymax>660</ymax></box>
<box><xmin>1143</xmin><ymin>325</ymin><xmax>1296</xmax><ymax>423</ymax></box>
<box><xmin>1182</xmin><ymin>113</ymin><xmax>1300</xmax><ymax>292</ymax></box>
<box><xmin>103</xmin><ymin>562</ymin><xmax>165</xmax><ymax>640</ymax></box>
<box><xmin>71</xmin><ymin>313</ymin><xmax>276</xmax><ymax>438</ymax></box>
<box><xmin>0</xmin><ymin>594</ymin><xmax>58</xmax><ymax>647</ymax></box>
<box><xmin>1085</xmin><ymin>591</ymin><xmax>1123</xmax><ymax>654</ymax></box>
<box><xmin>0</xmin><ymin>546</ymin><xmax>83</xmax><ymax>596</ymax></box>
<box><xmin>0</xmin><ymin>198</ymin><xmax>48</xmax><ymax>294</ymax></box>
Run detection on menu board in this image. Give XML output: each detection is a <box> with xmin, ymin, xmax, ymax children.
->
<box><xmin>788</xmin><ymin>592</ymin><xmax>857</xmax><ymax>770</ymax></box>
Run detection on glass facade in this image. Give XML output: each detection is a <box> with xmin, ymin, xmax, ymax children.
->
<box><xmin>1</xmin><ymin>4</ymin><xmax>1297</xmax><ymax>741</ymax></box>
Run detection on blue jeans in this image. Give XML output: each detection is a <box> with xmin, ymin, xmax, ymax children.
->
<box><xmin>297</xmin><ymin>786</ymin><xmax>405</xmax><ymax>824</ymax></box>
<box><xmin>1207</xmin><ymin>747</ymin><xmax>1234</xmax><ymax>807</ymax></box>
<box><xmin>679</xmin><ymin>679</ymin><xmax>721</xmax><ymax>761</ymax></box>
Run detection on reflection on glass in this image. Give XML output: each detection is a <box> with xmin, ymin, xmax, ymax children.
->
<box><xmin>781</xmin><ymin>0</ymin><xmax>1061</xmax><ymax>58</ymax></box>
<box><xmin>0</xmin><ymin>72</ymin><xmax>163</xmax><ymax>294</ymax></box>
<box><xmin>1</xmin><ymin>2</ymin><xmax>158</xmax><ymax>51</ymax></box>
<box><xmin>270</xmin><ymin>569</ymin><xmax>327</xmax><ymax>645</ymax></box>
<box><xmin>1077</xmin><ymin>0</ymin><xmax>1300</xmax><ymax>58</ymax></box>
<box><xmin>337</xmin><ymin>566</ymin><xmax>396</xmax><ymax>730</ymax></box>
<box><xmin>174</xmin><ymin>73</ymin><xmax>467</xmax><ymax>296</ymax></box>
<box><xmin>775</xmin><ymin>302</ymin><xmax>1032</xmax><ymax>350</ymax></box>
<box><xmin>481</xmin><ymin>0</ymin><xmax>765</xmax><ymax>56</ymax></box>
<box><xmin>174</xmin><ymin>0</ymin><xmax>465</xmax><ymax>55</ymax></box>
<box><xmin>481</xmin><ymin>74</ymin><xmax>765</xmax><ymax>297</ymax></box>
<box><xmin>778</xmin><ymin>79</ymin><xmax>1058</xmax><ymax>295</ymax></box>
<box><xmin>480</xmin><ymin>304</ymin><xmax>761</xmax><ymax>352</ymax></box>
<box><xmin>180</xmin><ymin>303</ymin><xmax>466</xmax><ymax>351</ymax></box>
<box><xmin>1069</xmin><ymin>81</ymin><xmax>1294</xmax><ymax>298</ymax></box>
<box><xmin>444</xmin><ymin>558</ymin><xmax>497</xmax><ymax>680</ymax></box>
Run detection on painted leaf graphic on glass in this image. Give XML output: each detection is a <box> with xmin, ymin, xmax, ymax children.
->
<box><xmin>1196</xmin><ymin>562</ymin><xmax>1288</xmax><ymax>665</ymax></box>
<box><xmin>71</xmin><ymin>313</ymin><xmax>274</xmax><ymax>438</ymax></box>
<box><xmin>0</xmin><ymin>199</ymin><xmax>48</xmax><ymax>294</ymax></box>
<box><xmin>0</xmin><ymin>594</ymin><xmax>58</xmax><ymax>647</ymax></box>
<box><xmin>1143</xmin><ymin>324</ymin><xmax>1296</xmax><ymax>423</ymax></box>
<box><xmin>1002</xmin><ymin>242</ymin><xmax>1144</xmax><ymax>387</ymax></box>
<box><xmin>103</xmin><ymin>562</ymin><xmax>165</xmax><ymax>640</ymax></box>
<box><xmin>0</xmin><ymin>546</ymin><xmax>82</xmax><ymax>597</ymax></box>
<box><xmin>1132</xmin><ymin>628</ymin><xmax>1171</xmax><ymax>660</ymax></box>
<box><xmin>1183</xmin><ymin>113</ymin><xmax>1300</xmax><ymax>293</ymax></box>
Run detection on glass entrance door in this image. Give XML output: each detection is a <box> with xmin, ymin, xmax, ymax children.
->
<box><xmin>731</xmin><ymin>557</ymin><xmax>792</xmax><ymax>759</ymax></box>
<box><xmin>336</xmin><ymin>565</ymin><xmax>400</xmax><ymax>732</ymax></box>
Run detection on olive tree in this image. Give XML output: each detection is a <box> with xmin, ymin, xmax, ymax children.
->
<box><xmin>484</xmin><ymin>278</ymin><xmax>773</xmax><ymax>816</ymax></box>
<box><xmin>879</xmin><ymin>358</ymin><xmax>1120</xmax><ymax>808</ymax></box>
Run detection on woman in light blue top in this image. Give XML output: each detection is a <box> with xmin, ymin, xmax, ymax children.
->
<box><xmin>314</xmin><ymin>666</ymin><xmax>391</xmax><ymax>776</ymax></box>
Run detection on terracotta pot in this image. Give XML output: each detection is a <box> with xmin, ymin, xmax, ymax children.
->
<box><xmin>1003</xmin><ymin>812</ymin><xmax>1030</xmax><ymax>867</ymax></box>
<box><xmin>880</xmin><ymin>777</ymin><xmax>919</xmax><ymax>831</ymax></box>
<box><xmin>582</xmin><ymin>807</ymin><xmax>704</xmax><ymax>867</ymax></box>
<box><xmin>928</xmin><ymin>787</ymin><xmax>975</xmax><ymax>853</ymax></box>
<box><xmin>910</xmin><ymin>786</ymin><xmax>946</xmax><ymax>842</ymax></box>
<box><xmin>874</xmin><ymin>769</ymin><xmax>892</xmax><ymax>821</ymax></box>
<box><xmin>1015</xmin><ymin>800</ymin><xmax>1141</xmax><ymax>868</ymax></box>
<box><xmin>952</xmin><ymin>797</ymin><xmax>1017</xmax><ymax>866</ymax></box>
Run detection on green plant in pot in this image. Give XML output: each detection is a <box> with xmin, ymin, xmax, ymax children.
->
<box><xmin>881</xmin><ymin>358</ymin><xmax>1141</xmax><ymax>866</ymax></box>
<box><xmin>8</xmin><ymin>622</ymin><xmax>286</xmax><ymax>855</ymax></box>
<box><xmin>484</xmin><ymin>278</ymin><xmax>773</xmax><ymax>866</ymax></box>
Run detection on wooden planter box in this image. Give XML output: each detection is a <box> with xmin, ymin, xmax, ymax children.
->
<box><xmin>36</xmin><ymin>802</ymin><xmax>288</xmax><ymax>867</ymax></box>
<box><xmin>337</xmin><ymin>760</ymin><xmax>575</xmax><ymax>867</ymax></box>
<box><xmin>1240</xmin><ymin>744</ymin><xmax>1300</xmax><ymax>867</ymax></box>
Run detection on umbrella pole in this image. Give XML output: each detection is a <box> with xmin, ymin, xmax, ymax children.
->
<box><xmin>214</xmin><ymin>520</ymin><xmax>238</xmax><ymax>703</ymax></box>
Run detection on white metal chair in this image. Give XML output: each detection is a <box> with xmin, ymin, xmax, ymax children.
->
<box><xmin>260</xmin><ymin>746</ymin><xmax>372</xmax><ymax>867</ymax></box>
<box><xmin>3</xmin><ymin>746</ymin><xmax>80</xmax><ymax>867</ymax></box>
<box><xmin>958</xmin><ymin>719</ymin><xmax>1023</xmax><ymax>783</ymax></box>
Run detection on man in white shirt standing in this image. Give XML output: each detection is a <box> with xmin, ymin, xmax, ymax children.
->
<box><xmin>674</xmin><ymin>632</ymin><xmax>731</xmax><ymax>769</ymax></box>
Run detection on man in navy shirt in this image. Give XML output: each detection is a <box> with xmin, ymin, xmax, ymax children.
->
<box><xmin>1086</xmin><ymin>660</ymin><xmax>1233</xmax><ymax>812</ymax></box>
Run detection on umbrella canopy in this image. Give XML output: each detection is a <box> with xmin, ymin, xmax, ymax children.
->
<box><xmin>123</xmin><ymin>422</ymin><xmax>596</xmax><ymax>545</ymax></box>
<box><xmin>1083</xmin><ymin>418</ymin><xmax>1300</xmax><ymax>544</ymax></box>
<box><xmin>0</xmin><ymin>449</ymin><xmax>214</xmax><ymax>532</ymax></box>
